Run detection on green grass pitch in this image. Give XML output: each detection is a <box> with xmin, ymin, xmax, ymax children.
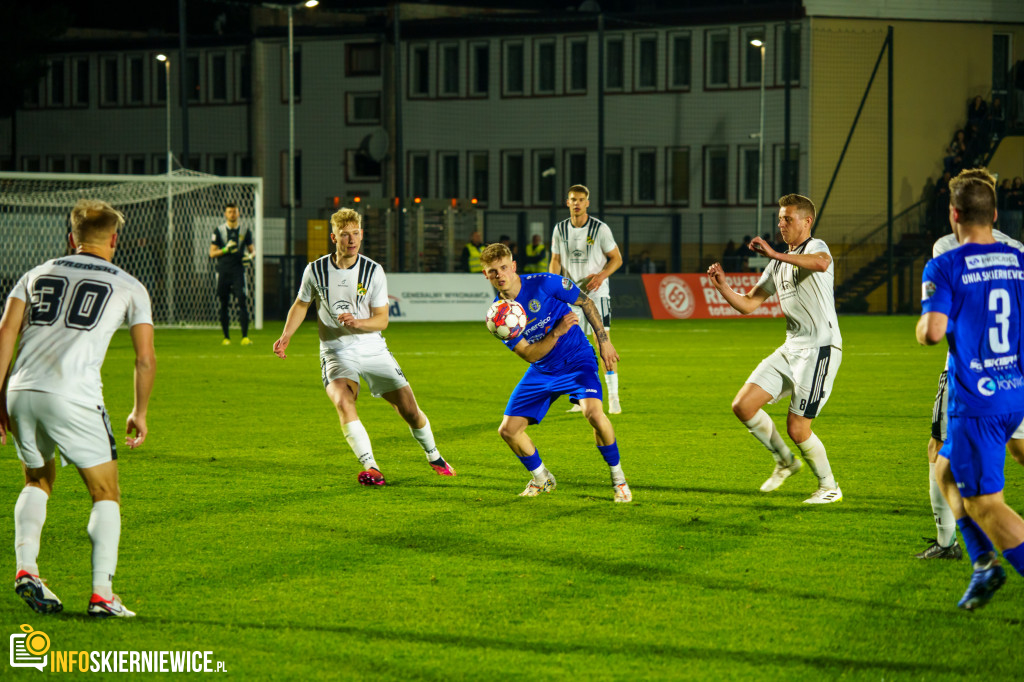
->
<box><xmin>2</xmin><ymin>317</ymin><xmax>1022</xmax><ymax>680</ymax></box>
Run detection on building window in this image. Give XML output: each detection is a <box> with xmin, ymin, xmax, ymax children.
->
<box><xmin>535</xmin><ymin>150</ymin><xmax>556</xmax><ymax>205</ymax></box>
<box><xmin>74</xmin><ymin>57</ymin><xmax>89</xmax><ymax>106</ymax></box>
<box><xmin>153</xmin><ymin>154</ymin><xmax>168</xmax><ymax>174</ymax></box>
<box><xmin>440</xmin><ymin>44</ymin><xmax>459</xmax><ymax>96</ymax></box>
<box><xmin>210</xmin><ymin>155</ymin><xmax>228</xmax><ymax>176</ymax></box>
<box><xmin>565</xmin><ymin>150</ymin><xmax>586</xmax><ymax>188</ymax></box>
<box><xmin>22</xmin><ymin>157</ymin><xmax>41</xmax><ymax>172</ymax></box>
<box><xmin>634</xmin><ymin>149</ymin><xmax>656</xmax><ymax>203</ymax></box>
<box><xmin>49</xmin><ymin>59</ymin><xmax>66</xmax><ymax>107</ymax></box>
<box><xmin>347</xmin><ymin>92</ymin><xmax>381</xmax><ymax>125</ymax></box>
<box><xmin>774</xmin><ymin>143</ymin><xmax>799</xmax><ymax>198</ymax></box>
<box><xmin>469</xmin><ymin>151</ymin><xmax>489</xmax><ymax>203</ymax></box>
<box><xmin>410</xmin><ymin>153</ymin><xmax>429</xmax><ymax>197</ymax></box>
<box><xmin>503</xmin><ymin>151</ymin><xmax>524</xmax><ymax>204</ymax></box>
<box><xmin>127</xmin><ymin>56</ymin><xmax>144</xmax><ymax>104</ymax></box>
<box><xmin>775</xmin><ymin>24</ymin><xmax>800</xmax><ymax>86</ymax></box>
<box><xmin>101</xmin><ymin>57</ymin><xmax>119</xmax><ymax>105</ymax></box>
<box><xmin>739</xmin><ymin>146</ymin><xmax>760</xmax><ymax>204</ymax></box>
<box><xmin>48</xmin><ymin>156</ymin><xmax>66</xmax><ymax>173</ymax></box>
<box><xmin>504</xmin><ymin>42</ymin><xmax>524</xmax><ymax>95</ymax></box>
<box><xmin>605</xmin><ymin>151</ymin><xmax>623</xmax><ymax>203</ymax></box>
<box><xmin>345</xmin><ymin>150</ymin><xmax>380</xmax><ymax>182</ymax></box>
<box><xmin>706</xmin><ymin>30</ymin><xmax>729</xmax><ymax>88</ymax></box>
<box><xmin>471</xmin><ymin>43</ymin><xmax>489</xmax><ymax>96</ymax></box>
<box><xmin>606</xmin><ymin>37</ymin><xmax>624</xmax><ymax>89</ymax></box>
<box><xmin>186</xmin><ymin>54</ymin><xmax>201</xmax><ymax>101</ymax></box>
<box><xmin>668</xmin><ymin>148</ymin><xmax>690</xmax><ymax>205</ymax></box>
<box><xmin>568</xmin><ymin>38</ymin><xmax>587</xmax><ymax>93</ymax></box>
<box><xmin>536</xmin><ymin>40</ymin><xmax>555</xmax><ymax>94</ymax></box>
<box><xmin>101</xmin><ymin>155</ymin><xmax>120</xmax><ymax>174</ymax></box>
<box><xmin>704</xmin><ymin>146</ymin><xmax>729</xmax><ymax>204</ymax></box>
<box><xmin>236</xmin><ymin>154</ymin><xmax>253</xmax><ymax>177</ymax></box>
<box><xmin>411</xmin><ymin>45</ymin><xmax>429</xmax><ymax>96</ymax></box>
<box><xmin>742</xmin><ymin>28</ymin><xmax>765</xmax><ymax>87</ymax></box>
<box><xmin>210</xmin><ymin>53</ymin><xmax>228</xmax><ymax>102</ymax></box>
<box><xmin>72</xmin><ymin>155</ymin><xmax>92</xmax><ymax>173</ymax></box>
<box><xmin>439</xmin><ymin>153</ymin><xmax>459</xmax><ymax>198</ymax></box>
<box><xmin>636</xmin><ymin>35</ymin><xmax>657</xmax><ymax>90</ymax></box>
<box><xmin>346</xmin><ymin>43</ymin><xmax>381</xmax><ymax>76</ymax></box>
<box><xmin>127</xmin><ymin>155</ymin><xmax>146</xmax><ymax>175</ymax></box>
<box><xmin>670</xmin><ymin>33</ymin><xmax>691</xmax><ymax>90</ymax></box>
<box><xmin>236</xmin><ymin>51</ymin><xmax>251</xmax><ymax>101</ymax></box>
<box><xmin>280</xmin><ymin>151</ymin><xmax>302</xmax><ymax>206</ymax></box>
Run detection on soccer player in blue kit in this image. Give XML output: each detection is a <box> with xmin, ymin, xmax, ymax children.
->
<box><xmin>479</xmin><ymin>243</ymin><xmax>632</xmax><ymax>503</ymax></box>
<box><xmin>918</xmin><ymin>167</ymin><xmax>1024</xmax><ymax>610</ymax></box>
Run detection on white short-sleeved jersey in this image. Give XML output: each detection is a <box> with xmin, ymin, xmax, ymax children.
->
<box><xmin>931</xmin><ymin>228</ymin><xmax>1022</xmax><ymax>258</ymax></box>
<box><xmin>7</xmin><ymin>253</ymin><xmax>153</xmax><ymax>407</ymax></box>
<box><xmin>550</xmin><ymin>217</ymin><xmax>617</xmax><ymax>299</ymax></box>
<box><xmin>298</xmin><ymin>254</ymin><xmax>389</xmax><ymax>353</ymax></box>
<box><xmin>754</xmin><ymin>238</ymin><xmax>842</xmax><ymax>350</ymax></box>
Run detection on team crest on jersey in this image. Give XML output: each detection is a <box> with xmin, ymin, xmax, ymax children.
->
<box><xmin>922</xmin><ymin>280</ymin><xmax>936</xmax><ymax>300</ymax></box>
<box><xmin>357</xmin><ymin>282</ymin><xmax>367</xmax><ymax>296</ymax></box>
<box><xmin>528</xmin><ymin>299</ymin><xmax>541</xmax><ymax>313</ymax></box>
<box><xmin>586</xmin><ymin>236</ymin><xmax>594</xmax><ymax>245</ymax></box>
<box><xmin>561</xmin><ymin>277</ymin><xmax>573</xmax><ymax>290</ymax></box>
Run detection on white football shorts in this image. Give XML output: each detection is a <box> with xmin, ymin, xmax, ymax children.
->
<box><xmin>321</xmin><ymin>346</ymin><xmax>409</xmax><ymax>398</ymax></box>
<box><xmin>8</xmin><ymin>390</ymin><xmax>117</xmax><ymax>470</ymax></box>
<box><xmin>747</xmin><ymin>345</ymin><xmax>842</xmax><ymax>418</ymax></box>
<box><xmin>932</xmin><ymin>368</ymin><xmax>1024</xmax><ymax>441</ymax></box>
<box><xmin>570</xmin><ymin>294</ymin><xmax>611</xmax><ymax>338</ymax></box>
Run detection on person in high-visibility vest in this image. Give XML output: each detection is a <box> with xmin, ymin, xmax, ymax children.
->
<box><xmin>460</xmin><ymin>231</ymin><xmax>484</xmax><ymax>272</ymax></box>
<box><xmin>523</xmin><ymin>234</ymin><xmax>549</xmax><ymax>273</ymax></box>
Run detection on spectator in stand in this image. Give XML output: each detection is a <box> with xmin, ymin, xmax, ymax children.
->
<box><xmin>722</xmin><ymin>240</ymin><xmax>738</xmax><ymax>272</ymax></box>
<box><xmin>967</xmin><ymin>95</ymin><xmax>987</xmax><ymax>127</ymax></box>
<box><xmin>638</xmin><ymin>251</ymin><xmax>656</xmax><ymax>274</ymax></box>
<box><xmin>986</xmin><ymin>97</ymin><xmax>1006</xmax><ymax>141</ymax></box>
<box><xmin>931</xmin><ymin>173</ymin><xmax>952</xmax><ymax>240</ymax></box>
<box><xmin>997</xmin><ymin>178</ymin><xmax>1012</xmax><ymax>214</ymax></box>
<box><xmin>1004</xmin><ymin>177</ymin><xmax>1024</xmax><ymax>240</ymax></box>
<box><xmin>737</xmin><ymin>236</ymin><xmax>755</xmax><ymax>272</ymax></box>
<box><xmin>964</xmin><ymin>123</ymin><xmax>985</xmax><ymax>165</ymax></box>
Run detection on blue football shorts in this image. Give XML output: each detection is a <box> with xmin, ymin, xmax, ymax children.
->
<box><xmin>940</xmin><ymin>410</ymin><xmax>1024</xmax><ymax>498</ymax></box>
<box><xmin>504</xmin><ymin>355</ymin><xmax>602</xmax><ymax>425</ymax></box>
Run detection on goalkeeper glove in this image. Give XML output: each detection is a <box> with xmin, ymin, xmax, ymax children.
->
<box><xmin>242</xmin><ymin>251</ymin><xmax>255</xmax><ymax>263</ymax></box>
<box><xmin>222</xmin><ymin>239</ymin><xmax>238</xmax><ymax>254</ymax></box>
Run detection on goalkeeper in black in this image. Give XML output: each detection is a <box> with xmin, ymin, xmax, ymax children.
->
<box><xmin>209</xmin><ymin>202</ymin><xmax>254</xmax><ymax>345</ymax></box>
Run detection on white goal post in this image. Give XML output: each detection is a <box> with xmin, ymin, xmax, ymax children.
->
<box><xmin>0</xmin><ymin>170</ymin><xmax>264</xmax><ymax>329</ymax></box>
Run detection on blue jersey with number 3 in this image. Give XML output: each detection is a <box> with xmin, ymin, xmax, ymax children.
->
<box><xmin>922</xmin><ymin>242</ymin><xmax>1024</xmax><ymax>417</ymax></box>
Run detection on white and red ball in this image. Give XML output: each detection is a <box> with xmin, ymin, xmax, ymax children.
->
<box><xmin>485</xmin><ymin>299</ymin><xmax>527</xmax><ymax>340</ymax></box>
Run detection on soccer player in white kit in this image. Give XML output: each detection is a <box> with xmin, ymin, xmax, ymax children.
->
<box><xmin>708</xmin><ymin>194</ymin><xmax>844</xmax><ymax>504</ymax></box>
<box><xmin>273</xmin><ymin>208</ymin><xmax>454</xmax><ymax>485</ymax></box>
<box><xmin>0</xmin><ymin>199</ymin><xmax>155</xmax><ymax>617</ymax></box>
<box><xmin>549</xmin><ymin>185</ymin><xmax>623</xmax><ymax>414</ymax></box>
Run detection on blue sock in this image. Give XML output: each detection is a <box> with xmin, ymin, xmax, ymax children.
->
<box><xmin>517</xmin><ymin>449</ymin><xmax>543</xmax><ymax>472</ymax></box>
<box><xmin>597</xmin><ymin>442</ymin><xmax>620</xmax><ymax>467</ymax></box>
<box><xmin>957</xmin><ymin>517</ymin><xmax>995</xmax><ymax>564</ymax></box>
<box><xmin>1003</xmin><ymin>542</ymin><xmax>1024</xmax><ymax>577</ymax></box>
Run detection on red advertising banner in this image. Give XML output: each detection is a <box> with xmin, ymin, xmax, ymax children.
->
<box><xmin>641</xmin><ymin>273</ymin><xmax>783</xmax><ymax>320</ymax></box>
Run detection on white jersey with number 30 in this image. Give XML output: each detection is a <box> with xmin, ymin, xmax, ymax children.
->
<box><xmin>7</xmin><ymin>254</ymin><xmax>153</xmax><ymax>407</ymax></box>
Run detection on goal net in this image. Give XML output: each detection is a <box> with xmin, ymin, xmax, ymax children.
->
<box><xmin>0</xmin><ymin>170</ymin><xmax>264</xmax><ymax>329</ymax></box>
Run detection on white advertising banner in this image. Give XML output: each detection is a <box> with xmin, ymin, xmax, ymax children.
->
<box><xmin>386</xmin><ymin>274</ymin><xmax>495</xmax><ymax>322</ymax></box>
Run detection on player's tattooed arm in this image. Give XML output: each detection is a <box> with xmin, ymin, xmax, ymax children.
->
<box><xmin>574</xmin><ymin>294</ymin><xmax>609</xmax><ymax>344</ymax></box>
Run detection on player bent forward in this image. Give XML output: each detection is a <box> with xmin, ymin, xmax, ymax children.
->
<box><xmin>273</xmin><ymin>208</ymin><xmax>454</xmax><ymax>485</ymax></box>
<box><xmin>480</xmin><ymin>243</ymin><xmax>631</xmax><ymax>502</ymax></box>
<box><xmin>707</xmin><ymin>194</ymin><xmax>843</xmax><ymax>504</ymax></box>
<box><xmin>0</xmin><ymin>199</ymin><xmax>155</xmax><ymax>617</ymax></box>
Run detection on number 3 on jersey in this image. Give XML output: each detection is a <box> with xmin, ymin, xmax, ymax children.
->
<box><xmin>30</xmin><ymin>276</ymin><xmax>112</xmax><ymax>330</ymax></box>
<box><xmin>989</xmin><ymin>288</ymin><xmax>1011</xmax><ymax>353</ymax></box>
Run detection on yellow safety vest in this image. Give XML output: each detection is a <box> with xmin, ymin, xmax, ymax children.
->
<box><xmin>525</xmin><ymin>243</ymin><xmax>548</xmax><ymax>273</ymax></box>
<box><xmin>466</xmin><ymin>243</ymin><xmax>484</xmax><ymax>272</ymax></box>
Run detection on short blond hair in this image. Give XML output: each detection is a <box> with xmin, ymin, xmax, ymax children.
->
<box><xmin>778</xmin><ymin>193</ymin><xmax>816</xmax><ymax>220</ymax></box>
<box><xmin>70</xmin><ymin>199</ymin><xmax>124</xmax><ymax>245</ymax></box>
<box><xmin>949</xmin><ymin>167</ymin><xmax>997</xmax><ymax>226</ymax></box>
<box><xmin>480</xmin><ymin>243</ymin><xmax>512</xmax><ymax>265</ymax></box>
<box><xmin>330</xmin><ymin>208</ymin><xmax>362</xmax><ymax>231</ymax></box>
<box><xmin>567</xmin><ymin>184</ymin><xmax>589</xmax><ymax>198</ymax></box>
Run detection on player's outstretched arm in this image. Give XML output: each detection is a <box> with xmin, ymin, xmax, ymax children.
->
<box><xmin>338</xmin><ymin>305</ymin><xmax>388</xmax><ymax>332</ymax></box>
<box><xmin>916</xmin><ymin>312</ymin><xmax>947</xmax><ymax>346</ymax></box>
<box><xmin>707</xmin><ymin>262</ymin><xmax>770</xmax><ymax>315</ymax></box>
<box><xmin>274</xmin><ymin>296</ymin><xmax>312</xmax><ymax>359</ymax></box>
<box><xmin>513</xmin><ymin>312</ymin><xmax>578</xmax><ymax>364</ymax></box>
<box><xmin>127</xmin><ymin>322</ymin><xmax>155</xmax><ymax>449</ymax></box>
<box><xmin>0</xmin><ymin>297</ymin><xmax>25</xmax><ymax>446</ymax></box>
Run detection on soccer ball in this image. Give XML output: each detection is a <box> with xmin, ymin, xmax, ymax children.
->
<box><xmin>486</xmin><ymin>299</ymin><xmax>527</xmax><ymax>340</ymax></box>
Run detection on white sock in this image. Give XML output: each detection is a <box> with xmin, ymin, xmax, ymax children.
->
<box><xmin>409</xmin><ymin>414</ymin><xmax>441</xmax><ymax>462</ymax></box>
<box><xmin>605</xmin><ymin>371</ymin><xmax>619</xmax><ymax>399</ymax></box>
<box><xmin>343</xmin><ymin>420</ymin><xmax>378</xmax><ymax>470</ymax></box>
<box><xmin>609</xmin><ymin>464</ymin><xmax>626</xmax><ymax>485</ymax></box>
<box><xmin>742</xmin><ymin>410</ymin><xmax>794</xmax><ymax>466</ymax></box>
<box><xmin>531</xmin><ymin>465</ymin><xmax>549</xmax><ymax>483</ymax></box>
<box><xmin>796</xmin><ymin>434</ymin><xmax>837</xmax><ymax>489</ymax></box>
<box><xmin>930</xmin><ymin>462</ymin><xmax>957</xmax><ymax>546</ymax></box>
<box><xmin>14</xmin><ymin>486</ymin><xmax>48</xmax><ymax>576</ymax></box>
<box><xmin>88</xmin><ymin>500</ymin><xmax>120</xmax><ymax>600</ymax></box>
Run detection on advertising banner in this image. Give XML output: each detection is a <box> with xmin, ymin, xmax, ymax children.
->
<box><xmin>610</xmin><ymin>275</ymin><xmax>653</xmax><ymax>319</ymax></box>
<box><xmin>641</xmin><ymin>273</ymin><xmax>783</xmax><ymax>320</ymax></box>
<box><xmin>387</xmin><ymin>274</ymin><xmax>495</xmax><ymax>322</ymax></box>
